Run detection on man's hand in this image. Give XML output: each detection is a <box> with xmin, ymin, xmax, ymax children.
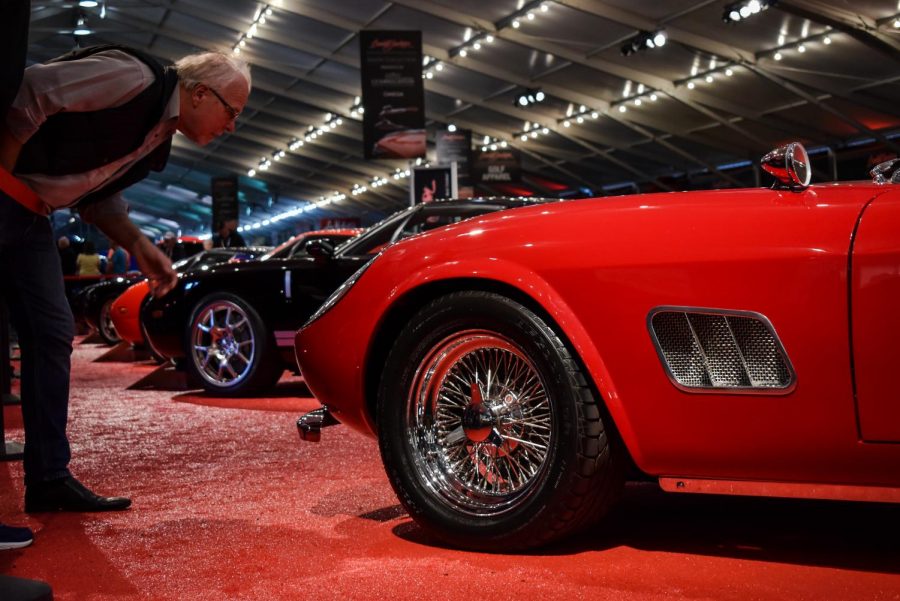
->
<box><xmin>92</xmin><ymin>211</ymin><xmax>177</xmax><ymax>296</ymax></box>
<box><xmin>133</xmin><ymin>237</ymin><xmax>177</xmax><ymax>296</ymax></box>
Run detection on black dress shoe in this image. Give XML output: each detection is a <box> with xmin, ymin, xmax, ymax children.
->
<box><xmin>25</xmin><ymin>476</ymin><xmax>131</xmax><ymax>513</ymax></box>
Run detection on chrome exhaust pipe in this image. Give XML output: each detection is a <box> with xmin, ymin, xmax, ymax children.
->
<box><xmin>296</xmin><ymin>406</ymin><xmax>340</xmax><ymax>443</ymax></box>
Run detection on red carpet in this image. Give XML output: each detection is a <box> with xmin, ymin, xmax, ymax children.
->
<box><xmin>2</xmin><ymin>338</ymin><xmax>899</xmax><ymax>600</ymax></box>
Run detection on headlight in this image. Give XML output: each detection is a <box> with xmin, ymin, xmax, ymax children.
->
<box><xmin>304</xmin><ymin>258</ymin><xmax>375</xmax><ymax>327</ymax></box>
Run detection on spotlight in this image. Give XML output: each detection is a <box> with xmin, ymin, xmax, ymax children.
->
<box><xmin>514</xmin><ymin>88</ymin><xmax>546</xmax><ymax>108</ymax></box>
<box><xmin>723</xmin><ymin>0</ymin><xmax>776</xmax><ymax>23</ymax></box>
<box><xmin>621</xmin><ymin>30</ymin><xmax>667</xmax><ymax>56</ymax></box>
<box><xmin>73</xmin><ymin>16</ymin><xmax>92</xmax><ymax>36</ymax></box>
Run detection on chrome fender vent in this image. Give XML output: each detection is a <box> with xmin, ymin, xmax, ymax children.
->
<box><xmin>648</xmin><ymin>308</ymin><xmax>795</xmax><ymax>393</ymax></box>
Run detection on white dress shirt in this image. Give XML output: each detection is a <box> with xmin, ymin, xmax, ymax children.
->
<box><xmin>5</xmin><ymin>49</ymin><xmax>180</xmax><ymax>220</ymax></box>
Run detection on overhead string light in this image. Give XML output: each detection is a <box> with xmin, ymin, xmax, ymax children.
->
<box><xmin>559</xmin><ymin>104</ymin><xmax>603</xmax><ymax>126</ymax></box>
<box><xmin>451</xmin><ymin>32</ymin><xmax>496</xmax><ymax>59</ymax></box>
<box><xmin>507</xmin><ymin>1</ymin><xmax>551</xmax><ymax>31</ymax></box>
<box><xmin>477</xmin><ymin>134</ymin><xmax>508</xmax><ymax>152</ymax></box>
<box><xmin>422</xmin><ymin>55</ymin><xmax>444</xmax><ymax>79</ymax></box>
<box><xmin>452</xmin><ymin>1</ymin><xmax>552</xmax><ymax>60</ymax></box>
<box><xmin>233</xmin><ymin>4</ymin><xmax>273</xmax><ymax>55</ymax></box>
<box><xmin>245</xmin><ymin>125</ymin><xmax>523</xmax><ymax>230</ymax></box>
<box><xmin>246</xmin><ymin>112</ymin><xmax>346</xmax><ymax>177</ymax></box>
<box><xmin>349</xmin><ymin>96</ymin><xmax>364</xmax><ymax>117</ymax></box>
<box><xmin>766</xmin><ymin>29</ymin><xmax>834</xmax><ymax>62</ymax></box>
<box><xmin>680</xmin><ymin>62</ymin><xmax>738</xmax><ymax>90</ymax></box>
<box><xmin>517</xmin><ymin>121</ymin><xmax>550</xmax><ymax>142</ymax></box>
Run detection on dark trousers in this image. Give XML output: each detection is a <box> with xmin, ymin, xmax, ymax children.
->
<box><xmin>0</xmin><ymin>193</ymin><xmax>73</xmax><ymax>486</ymax></box>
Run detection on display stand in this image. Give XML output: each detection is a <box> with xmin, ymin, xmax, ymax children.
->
<box><xmin>94</xmin><ymin>341</ymin><xmax>150</xmax><ymax>363</ymax></box>
<box><xmin>127</xmin><ymin>362</ymin><xmax>199</xmax><ymax>391</ymax></box>
<box><xmin>79</xmin><ymin>331</ymin><xmax>105</xmax><ymax>345</ymax></box>
<box><xmin>0</xmin><ymin>300</ymin><xmax>24</xmax><ymax>461</ymax></box>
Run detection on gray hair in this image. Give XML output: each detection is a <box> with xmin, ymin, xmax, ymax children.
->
<box><xmin>174</xmin><ymin>52</ymin><xmax>251</xmax><ymax>92</ymax></box>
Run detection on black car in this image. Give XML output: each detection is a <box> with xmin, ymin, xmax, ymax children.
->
<box><xmin>142</xmin><ymin>198</ymin><xmax>551</xmax><ymax>396</ymax></box>
<box><xmin>78</xmin><ymin>247</ymin><xmax>270</xmax><ymax>345</ymax></box>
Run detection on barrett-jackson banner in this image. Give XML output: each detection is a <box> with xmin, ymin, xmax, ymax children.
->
<box><xmin>471</xmin><ymin>148</ymin><xmax>522</xmax><ymax>184</ymax></box>
<box><xmin>359</xmin><ymin>30</ymin><xmax>426</xmax><ymax>160</ymax></box>
<box><xmin>211</xmin><ymin>176</ymin><xmax>239</xmax><ymax>230</ymax></box>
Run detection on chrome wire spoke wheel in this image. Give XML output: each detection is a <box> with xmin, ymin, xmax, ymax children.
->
<box><xmin>406</xmin><ymin>329</ymin><xmax>554</xmax><ymax>517</ymax></box>
<box><xmin>190</xmin><ymin>300</ymin><xmax>255</xmax><ymax>388</ymax></box>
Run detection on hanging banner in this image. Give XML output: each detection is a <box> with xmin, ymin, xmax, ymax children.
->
<box><xmin>359</xmin><ymin>30</ymin><xmax>426</xmax><ymax>160</ymax></box>
<box><xmin>471</xmin><ymin>148</ymin><xmax>522</xmax><ymax>184</ymax></box>
<box><xmin>211</xmin><ymin>176</ymin><xmax>239</xmax><ymax>231</ymax></box>
<box><xmin>436</xmin><ymin>129</ymin><xmax>472</xmax><ymax>197</ymax></box>
<box><xmin>411</xmin><ymin>165</ymin><xmax>457</xmax><ymax>205</ymax></box>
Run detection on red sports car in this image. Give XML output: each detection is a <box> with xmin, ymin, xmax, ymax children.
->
<box><xmin>294</xmin><ymin>143</ymin><xmax>900</xmax><ymax>550</ymax></box>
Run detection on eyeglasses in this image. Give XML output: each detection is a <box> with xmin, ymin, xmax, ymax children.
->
<box><xmin>205</xmin><ymin>84</ymin><xmax>240</xmax><ymax>121</ymax></box>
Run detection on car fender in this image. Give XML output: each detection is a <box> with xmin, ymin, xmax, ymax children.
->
<box><xmin>368</xmin><ymin>254</ymin><xmax>646</xmax><ymax>465</ymax></box>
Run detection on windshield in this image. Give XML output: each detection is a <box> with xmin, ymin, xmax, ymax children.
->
<box><xmin>262</xmin><ymin>232</ymin><xmax>360</xmax><ymax>260</ymax></box>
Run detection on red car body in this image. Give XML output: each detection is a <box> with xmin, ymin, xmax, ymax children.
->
<box><xmin>111</xmin><ymin>279</ymin><xmax>151</xmax><ymax>346</ymax></box>
<box><xmin>296</xmin><ymin>182</ymin><xmax>900</xmax><ymax>495</ymax></box>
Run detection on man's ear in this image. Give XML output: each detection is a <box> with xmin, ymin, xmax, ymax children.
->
<box><xmin>192</xmin><ymin>84</ymin><xmax>206</xmax><ymax>108</ymax></box>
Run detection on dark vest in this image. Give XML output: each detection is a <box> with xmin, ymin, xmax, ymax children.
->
<box><xmin>15</xmin><ymin>44</ymin><xmax>179</xmax><ymax>207</ymax></box>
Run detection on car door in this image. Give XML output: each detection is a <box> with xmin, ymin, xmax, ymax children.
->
<box><xmin>851</xmin><ymin>188</ymin><xmax>900</xmax><ymax>442</ymax></box>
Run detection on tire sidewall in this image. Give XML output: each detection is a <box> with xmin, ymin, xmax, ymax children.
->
<box><xmin>98</xmin><ymin>297</ymin><xmax>121</xmax><ymax>345</ymax></box>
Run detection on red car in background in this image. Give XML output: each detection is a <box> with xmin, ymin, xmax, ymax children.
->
<box><xmin>294</xmin><ymin>144</ymin><xmax>900</xmax><ymax>551</ymax></box>
<box><xmin>111</xmin><ymin>230</ymin><xmax>358</xmax><ymax>359</ymax></box>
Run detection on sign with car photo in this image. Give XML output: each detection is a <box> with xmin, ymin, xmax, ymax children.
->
<box><xmin>359</xmin><ymin>30</ymin><xmax>426</xmax><ymax>160</ymax></box>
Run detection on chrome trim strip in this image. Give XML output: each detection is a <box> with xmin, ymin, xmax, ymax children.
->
<box><xmin>646</xmin><ymin>306</ymin><xmax>797</xmax><ymax>395</ymax></box>
<box><xmin>284</xmin><ymin>270</ymin><xmax>292</xmax><ymax>300</ymax></box>
<box><xmin>660</xmin><ymin>477</ymin><xmax>900</xmax><ymax>503</ymax></box>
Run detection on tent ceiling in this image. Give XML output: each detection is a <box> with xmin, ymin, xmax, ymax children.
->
<box><xmin>26</xmin><ymin>0</ymin><xmax>900</xmax><ymax>239</ymax></box>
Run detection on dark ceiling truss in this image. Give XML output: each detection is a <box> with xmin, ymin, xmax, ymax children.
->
<box><xmin>83</xmin><ymin>6</ymin><xmax>651</xmax><ymax>199</ymax></box>
<box><xmin>25</xmin><ymin>0</ymin><xmax>900</xmax><ymax>240</ymax></box>
<box><xmin>556</xmin><ymin>0</ymin><xmax>900</xmax><ymax>122</ymax></box>
<box><xmin>109</xmin><ymin>0</ymin><xmax>866</xmax><ymax>193</ymax></box>
<box><xmin>776</xmin><ymin>0</ymin><xmax>900</xmax><ymax>59</ymax></box>
<box><xmin>392</xmin><ymin>0</ymin><xmax>896</xmax><ymax>158</ymax></box>
<box><xmin>100</xmin><ymin>2</ymin><xmax>680</xmax><ymax>189</ymax></box>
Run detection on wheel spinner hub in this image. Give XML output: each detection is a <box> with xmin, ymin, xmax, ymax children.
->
<box><xmin>461</xmin><ymin>391</ymin><xmax>524</xmax><ymax>447</ymax></box>
<box><xmin>210</xmin><ymin>326</ymin><xmax>238</xmax><ymax>359</ymax></box>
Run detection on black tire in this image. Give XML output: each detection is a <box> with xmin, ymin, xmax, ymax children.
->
<box><xmin>184</xmin><ymin>292</ymin><xmax>283</xmax><ymax>396</ymax></box>
<box><xmin>377</xmin><ymin>291</ymin><xmax>625</xmax><ymax>551</ymax></box>
<box><xmin>97</xmin><ymin>297</ymin><xmax>121</xmax><ymax>345</ymax></box>
<box><xmin>138</xmin><ymin>297</ymin><xmax>169</xmax><ymax>364</ymax></box>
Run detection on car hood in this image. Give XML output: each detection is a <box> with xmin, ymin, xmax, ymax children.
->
<box><xmin>379</xmin><ymin>185</ymin><xmax>886</xmax><ymax>265</ymax></box>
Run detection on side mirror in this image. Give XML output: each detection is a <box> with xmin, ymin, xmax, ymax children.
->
<box><xmin>870</xmin><ymin>158</ymin><xmax>900</xmax><ymax>185</ymax></box>
<box><xmin>305</xmin><ymin>239</ymin><xmax>335</xmax><ymax>260</ymax></box>
<box><xmin>761</xmin><ymin>142</ymin><xmax>811</xmax><ymax>191</ymax></box>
